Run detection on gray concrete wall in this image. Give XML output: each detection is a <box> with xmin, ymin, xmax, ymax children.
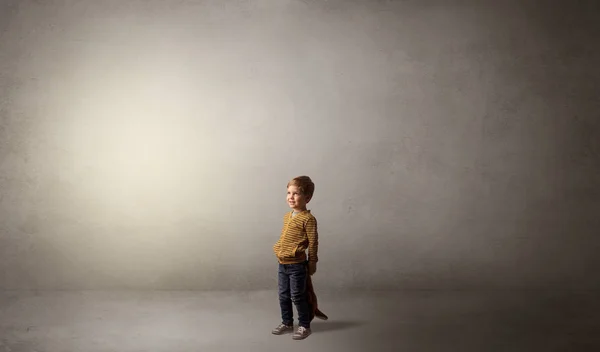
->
<box><xmin>0</xmin><ymin>0</ymin><xmax>598</xmax><ymax>290</ymax></box>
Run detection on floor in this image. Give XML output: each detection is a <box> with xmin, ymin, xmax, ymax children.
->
<box><xmin>1</xmin><ymin>289</ymin><xmax>598</xmax><ymax>352</ymax></box>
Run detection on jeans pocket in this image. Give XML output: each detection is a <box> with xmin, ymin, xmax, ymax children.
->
<box><xmin>290</xmin><ymin>263</ymin><xmax>306</xmax><ymax>274</ymax></box>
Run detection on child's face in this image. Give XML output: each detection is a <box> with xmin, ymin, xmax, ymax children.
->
<box><xmin>287</xmin><ymin>185</ymin><xmax>310</xmax><ymax>211</ymax></box>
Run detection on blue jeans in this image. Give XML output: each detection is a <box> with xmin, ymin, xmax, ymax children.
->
<box><xmin>278</xmin><ymin>262</ymin><xmax>310</xmax><ymax>328</ymax></box>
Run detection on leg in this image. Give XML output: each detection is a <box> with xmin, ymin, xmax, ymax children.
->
<box><xmin>306</xmin><ymin>270</ymin><xmax>316</xmax><ymax>322</ymax></box>
<box><xmin>278</xmin><ymin>264</ymin><xmax>293</xmax><ymax>326</ymax></box>
<box><xmin>289</xmin><ymin>263</ymin><xmax>311</xmax><ymax>329</ymax></box>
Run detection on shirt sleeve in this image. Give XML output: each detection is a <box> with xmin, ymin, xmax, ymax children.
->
<box><xmin>306</xmin><ymin>217</ymin><xmax>318</xmax><ymax>263</ymax></box>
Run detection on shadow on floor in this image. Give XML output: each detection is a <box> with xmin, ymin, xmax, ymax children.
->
<box><xmin>311</xmin><ymin>320</ymin><xmax>365</xmax><ymax>333</ymax></box>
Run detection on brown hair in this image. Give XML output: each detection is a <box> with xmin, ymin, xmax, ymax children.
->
<box><xmin>287</xmin><ymin>176</ymin><xmax>315</xmax><ymax>200</ymax></box>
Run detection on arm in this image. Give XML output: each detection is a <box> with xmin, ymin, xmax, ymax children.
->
<box><xmin>306</xmin><ymin>217</ymin><xmax>318</xmax><ymax>274</ymax></box>
<box><xmin>273</xmin><ymin>213</ymin><xmax>289</xmax><ymax>258</ymax></box>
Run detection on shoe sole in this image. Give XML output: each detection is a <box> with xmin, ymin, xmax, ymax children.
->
<box><xmin>272</xmin><ymin>328</ymin><xmax>293</xmax><ymax>335</ymax></box>
<box><xmin>292</xmin><ymin>333</ymin><xmax>311</xmax><ymax>340</ymax></box>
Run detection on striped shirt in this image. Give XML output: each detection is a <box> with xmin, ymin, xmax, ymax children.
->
<box><xmin>273</xmin><ymin>210</ymin><xmax>319</xmax><ymax>264</ymax></box>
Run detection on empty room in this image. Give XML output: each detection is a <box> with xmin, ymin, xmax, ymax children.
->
<box><xmin>1</xmin><ymin>0</ymin><xmax>599</xmax><ymax>351</ymax></box>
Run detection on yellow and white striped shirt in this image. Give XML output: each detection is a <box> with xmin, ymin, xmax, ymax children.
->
<box><xmin>273</xmin><ymin>210</ymin><xmax>319</xmax><ymax>264</ymax></box>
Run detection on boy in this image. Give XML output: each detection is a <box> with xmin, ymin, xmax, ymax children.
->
<box><xmin>272</xmin><ymin>176</ymin><xmax>325</xmax><ymax>340</ymax></box>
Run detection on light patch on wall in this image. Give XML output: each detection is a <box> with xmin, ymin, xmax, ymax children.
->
<box><xmin>51</xmin><ymin>28</ymin><xmax>217</xmax><ymax>226</ymax></box>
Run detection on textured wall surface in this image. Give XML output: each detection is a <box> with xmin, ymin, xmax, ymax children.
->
<box><xmin>0</xmin><ymin>0</ymin><xmax>598</xmax><ymax>290</ymax></box>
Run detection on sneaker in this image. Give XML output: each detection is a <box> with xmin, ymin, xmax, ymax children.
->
<box><xmin>292</xmin><ymin>326</ymin><xmax>311</xmax><ymax>340</ymax></box>
<box><xmin>272</xmin><ymin>323</ymin><xmax>293</xmax><ymax>335</ymax></box>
